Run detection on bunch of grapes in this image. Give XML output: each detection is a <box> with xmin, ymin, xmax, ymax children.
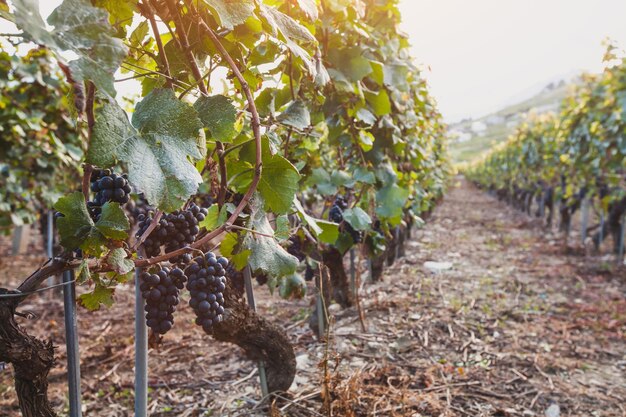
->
<box><xmin>90</xmin><ymin>169</ymin><xmax>132</xmax><ymax>205</ymax></box>
<box><xmin>329</xmin><ymin>195</ymin><xmax>363</xmax><ymax>244</ymax></box>
<box><xmin>286</xmin><ymin>235</ymin><xmax>306</xmax><ymax>262</ymax></box>
<box><xmin>140</xmin><ymin>267</ymin><xmax>187</xmax><ymax>335</ymax></box>
<box><xmin>185</xmin><ymin>252</ymin><xmax>228</xmax><ymax>334</ymax></box>
<box><xmin>135</xmin><ymin>203</ymin><xmax>207</xmax><ymax>263</ymax></box>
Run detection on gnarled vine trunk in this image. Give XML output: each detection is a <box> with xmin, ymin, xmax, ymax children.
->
<box><xmin>321</xmin><ymin>247</ymin><xmax>352</xmax><ymax>308</ymax></box>
<box><xmin>213</xmin><ymin>284</ymin><xmax>296</xmax><ymax>393</ymax></box>
<box><xmin>0</xmin><ymin>300</ymin><xmax>56</xmax><ymax>417</ymax></box>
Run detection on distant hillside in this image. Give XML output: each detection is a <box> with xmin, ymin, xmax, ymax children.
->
<box><xmin>448</xmin><ymin>80</ymin><xmax>573</xmax><ymax>163</ymax></box>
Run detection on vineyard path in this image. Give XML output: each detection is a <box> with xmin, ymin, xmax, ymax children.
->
<box><xmin>1</xmin><ymin>177</ymin><xmax>625</xmax><ymax>417</ymax></box>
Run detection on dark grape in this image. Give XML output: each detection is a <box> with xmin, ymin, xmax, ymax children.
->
<box><xmin>140</xmin><ymin>266</ymin><xmax>187</xmax><ymax>335</ymax></box>
<box><xmin>328</xmin><ymin>195</ymin><xmax>363</xmax><ymax>243</ymax></box>
<box><xmin>185</xmin><ymin>252</ymin><xmax>229</xmax><ymax>334</ymax></box>
<box><xmin>90</xmin><ymin>170</ymin><xmax>131</xmax><ymax>205</ymax></box>
<box><xmin>135</xmin><ymin>203</ymin><xmax>208</xmax><ymax>265</ymax></box>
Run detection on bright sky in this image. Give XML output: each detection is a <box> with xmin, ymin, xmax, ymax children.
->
<box><xmin>398</xmin><ymin>0</ymin><xmax>626</xmax><ymax>122</ymax></box>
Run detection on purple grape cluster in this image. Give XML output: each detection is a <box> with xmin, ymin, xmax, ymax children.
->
<box><xmin>185</xmin><ymin>252</ymin><xmax>229</xmax><ymax>334</ymax></box>
<box><xmin>140</xmin><ymin>267</ymin><xmax>187</xmax><ymax>335</ymax></box>
<box><xmin>135</xmin><ymin>203</ymin><xmax>207</xmax><ymax>262</ymax></box>
<box><xmin>90</xmin><ymin>169</ymin><xmax>132</xmax><ymax>205</ymax></box>
<box><xmin>328</xmin><ymin>195</ymin><xmax>363</xmax><ymax>244</ymax></box>
<box><xmin>86</xmin><ymin>169</ymin><xmax>131</xmax><ymax>221</ymax></box>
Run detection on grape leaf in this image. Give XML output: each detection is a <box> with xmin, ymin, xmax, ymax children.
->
<box><xmin>365</xmin><ymin>90</ymin><xmax>391</xmax><ymax>116</ymax></box>
<box><xmin>259</xmin><ymin>4</ymin><xmax>316</xmax><ymax>44</ymax></box>
<box><xmin>87</xmin><ymin>90</ymin><xmax>205</xmax><ymax>212</ymax></box>
<box><xmin>203</xmin><ymin>0</ymin><xmax>255</xmax><ymax>30</ymax></box>
<box><xmin>293</xmin><ymin>197</ymin><xmax>322</xmax><ymax>235</ymax></box>
<box><xmin>275</xmin><ymin>215</ymin><xmax>290</xmax><ymax>240</ymax></box>
<box><xmin>244</xmin><ymin>196</ymin><xmax>298</xmax><ymax>278</ymax></box>
<box><xmin>279</xmin><ymin>273</ymin><xmax>307</xmax><ymax>299</ymax></box>
<box><xmin>316</xmin><ymin>220</ymin><xmax>339</xmax><ymax>244</ymax></box>
<box><xmin>342</xmin><ymin>207</ymin><xmax>371</xmax><ymax>231</ymax></box>
<box><xmin>106</xmin><ymin>248</ymin><xmax>134</xmax><ymax>275</ymax></box>
<box><xmin>295</xmin><ymin>0</ymin><xmax>318</xmax><ymax>20</ymax></box>
<box><xmin>199</xmin><ymin>204</ymin><xmax>228</xmax><ymax>231</ymax></box>
<box><xmin>259</xmin><ymin>153</ymin><xmax>300</xmax><ymax>214</ymax></box>
<box><xmin>328</xmin><ymin>47</ymin><xmax>372</xmax><ymax>82</ymax></box>
<box><xmin>78</xmin><ymin>284</ymin><xmax>114</xmax><ymax>311</ymax></box>
<box><xmin>194</xmin><ymin>95</ymin><xmax>238</xmax><ymax>142</ymax></box>
<box><xmin>13</xmin><ymin>0</ymin><xmax>128</xmax><ymax>97</ymax></box>
<box><xmin>53</xmin><ymin>192</ymin><xmax>95</xmax><ymax>251</ymax></box>
<box><xmin>277</xmin><ymin>100</ymin><xmax>310</xmax><ymax>130</ymax></box>
<box><xmin>95</xmin><ymin>202</ymin><xmax>129</xmax><ymax>240</ymax></box>
<box><xmin>376</xmin><ymin>184</ymin><xmax>409</xmax><ymax>220</ymax></box>
<box><xmin>220</xmin><ymin>232</ymin><xmax>250</xmax><ymax>270</ymax></box>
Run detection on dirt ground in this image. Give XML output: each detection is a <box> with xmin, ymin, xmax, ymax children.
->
<box><xmin>1</xmin><ymin>178</ymin><xmax>625</xmax><ymax>417</ymax></box>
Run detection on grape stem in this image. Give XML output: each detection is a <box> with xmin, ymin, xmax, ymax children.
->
<box><xmin>132</xmin><ymin>209</ymin><xmax>163</xmax><ymax>251</ymax></box>
<box><xmin>143</xmin><ymin>0</ymin><xmax>173</xmax><ymax>89</ymax></box>
<box><xmin>81</xmin><ymin>163</ymin><xmax>93</xmax><ymax>203</ymax></box>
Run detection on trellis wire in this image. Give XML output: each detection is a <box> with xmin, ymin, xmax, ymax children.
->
<box><xmin>134</xmin><ymin>266</ymin><xmax>148</xmax><ymax>417</ymax></box>
<box><xmin>62</xmin><ymin>269</ymin><xmax>82</xmax><ymax>417</ymax></box>
<box><xmin>243</xmin><ymin>266</ymin><xmax>269</xmax><ymax>397</ymax></box>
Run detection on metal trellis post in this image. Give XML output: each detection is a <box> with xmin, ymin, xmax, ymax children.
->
<box><xmin>581</xmin><ymin>198</ymin><xmax>589</xmax><ymax>245</ymax></box>
<box><xmin>47</xmin><ymin>211</ymin><xmax>55</xmax><ymax>289</ymax></box>
<box><xmin>134</xmin><ymin>267</ymin><xmax>148</xmax><ymax>417</ymax></box>
<box><xmin>243</xmin><ymin>266</ymin><xmax>269</xmax><ymax>398</ymax></box>
<box><xmin>618</xmin><ymin>212</ymin><xmax>626</xmax><ymax>264</ymax></box>
<box><xmin>62</xmin><ymin>269</ymin><xmax>82</xmax><ymax>417</ymax></box>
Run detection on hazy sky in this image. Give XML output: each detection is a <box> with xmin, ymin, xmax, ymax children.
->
<box><xmin>398</xmin><ymin>0</ymin><xmax>626</xmax><ymax>122</ymax></box>
<box><xmin>4</xmin><ymin>1</ymin><xmax>626</xmax><ymax>123</ymax></box>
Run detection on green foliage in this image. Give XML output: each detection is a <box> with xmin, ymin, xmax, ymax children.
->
<box><xmin>0</xmin><ymin>47</ymin><xmax>83</xmax><ymax>230</ymax></box>
<box><xmin>468</xmin><ymin>44</ymin><xmax>626</xmax><ymax>206</ymax></box>
<box><xmin>3</xmin><ymin>0</ymin><xmax>449</xmax><ymax>304</ymax></box>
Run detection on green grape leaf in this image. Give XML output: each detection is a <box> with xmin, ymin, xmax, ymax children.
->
<box><xmin>356</xmin><ymin>108</ymin><xmax>377</xmax><ymax>125</ymax></box>
<box><xmin>259</xmin><ymin>4</ymin><xmax>316</xmax><ymax>44</ymax></box>
<box><xmin>106</xmin><ymin>248</ymin><xmax>134</xmax><ymax>275</ymax></box>
<box><xmin>259</xmin><ymin>153</ymin><xmax>300</xmax><ymax>214</ymax></box>
<box><xmin>13</xmin><ymin>0</ymin><xmax>128</xmax><ymax>97</ymax></box>
<box><xmin>293</xmin><ymin>198</ymin><xmax>322</xmax><ymax>235</ymax></box>
<box><xmin>220</xmin><ymin>232</ymin><xmax>250</xmax><ymax>270</ymax></box>
<box><xmin>87</xmin><ymin>90</ymin><xmax>205</xmax><ymax>212</ymax></box>
<box><xmin>316</xmin><ymin>220</ymin><xmax>339</xmax><ymax>244</ymax></box>
<box><xmin>277</xmin><ymin>100</ymin><xmax>310</xmax><ymax>130</ymax></box>
<box><xmin>275</xmin><ymin>215</ymin><xmax>290</xmax><ymax>240</ymax></box>
<box><xmin>295</xmin><ymin>0</ymin><xmax>318</xmax><ymax>20</ymax></box>
<box><xmin>199</xmin><ymin>204</ymin><xmax>227</xmax><ymax>231</ymax></box>
<box><xmin>365</xmin><ymin>90</ymin><xmax>392</xmax><ymax>116</ymax></box>
<box><xmin>194</xmin><ymin>95</ymin><xmax>238</xmax><ymax>142</ymax></box>
<box><xmin>93</xmin><ymin>0</ymin><xmax>136</xmax><ymax>30</ymax></box>
<box><xmin>328</xmin><ymin>48</ymin><xmax>372</xmax><ymax>82</ymax></box>
<box><xmin>95</xmin><ymin>202</ymin><xmax>129</xmax><ymax>240</ymax></box>
<box><xmin>309</xmin><ymin>168</ymin><xmax>336</xmax><ymax>195</ymax></box>
<box><xmin>279</xmin><ymin>273</ymin><xmax>307</xmax><ymax>299</ymax></box>
<box><xmin>342</xmin><ymin>207</ymin><xmax>371</xmax><ymax>231</ymax></box>
<box><xmin>358</xmin><ymin>130</ymin><xmax>374</xmax><ymax>151</ymax></box>
<box><xmin>376</xmin><ymin>184</ymin><xmax>409</xmax><ymax>220</ymax></box>
<box><xmin>245</xmin><ymin>196</ymin><xmax>298</xmax><ymax>278</ymax></box>
<box><xmin>354</xmin><ymin>167</ymin><xmax>376</xmax><ymax>184</ymax></box>
<box><xmin>53</xmin><ymin>192</ymin><xmax>95</xmax><ymax>251</ymax></box>
<box><xmin>78</xmin><ymin>284</ymin><xmax>114</xmax><ymax>311</ymax></box>
<box><xmin>203</xmin><ymin>0</ymin><xmax>255</xmax><ymax>30</ymax></box>
<box><xmin>383</xmin><ymin>62</ymin><xmax>409</xmax><ymax>92</ymax></box>
<box><xmin>76</xmin><ymin>259</ymin><xmax>91</xmax><ymax>285</ymax></box>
